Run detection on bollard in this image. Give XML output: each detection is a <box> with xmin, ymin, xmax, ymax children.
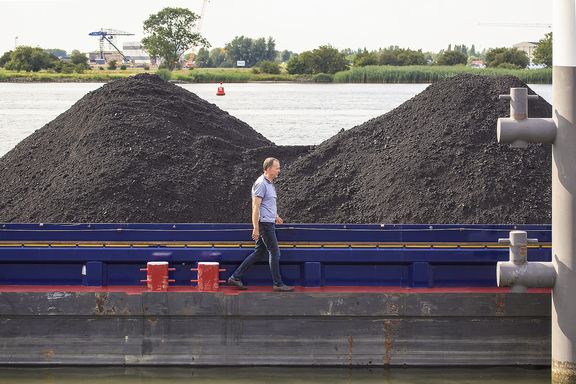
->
<box><xmin>191</xmin><ymin>262</ymin><xmax>226</xmax><ymax>292</ymax></box>
<box><xmin>140</xmin><ymin>261</ymin><xmax>175</xmax><ymax>291</ymax></box>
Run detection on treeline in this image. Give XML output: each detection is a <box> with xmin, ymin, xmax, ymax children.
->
<box><xmin>0</xmin><ymin>46</ymin><xmax>89</xmax><ymax>73</ymax></box>
<box><xmin>194</xmin><ymin>36</ymin><xmax>294</xmax><ymax>74</ymax></box>
<box><xmin>192</xmin><ymin>35</ymin><xmax>552</xmax><ymax>76</ymax></box>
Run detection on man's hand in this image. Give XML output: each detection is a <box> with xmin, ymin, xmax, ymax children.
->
<box><xmin>252</xmin><ymin>228</ymin><xmax>259</xmax><ymax>241</ymax></box>
<box><xmin>275</xmin><ymin>216</ymin><xmax>284</xmax><ymax>224</ymax></box>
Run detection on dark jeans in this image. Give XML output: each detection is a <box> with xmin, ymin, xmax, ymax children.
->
<box><xmin>231</xmin><ymin>222</ymin><xmax>283</xmax><ymax>286</ymax></box>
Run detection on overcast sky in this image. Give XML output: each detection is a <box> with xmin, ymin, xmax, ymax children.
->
<box><xmin>0</xmin><ymin>0</ymin><xmax>552</xmax><ymax>55</ymax></box>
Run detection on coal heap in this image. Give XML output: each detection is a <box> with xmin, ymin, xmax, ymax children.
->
<box><xmin>276</xmin><ymin>74</ymin><xmax>552</xmax><ymax>224</ymax></box>
<box><xmin>0</xmin><ymin>74</ymin><xmax>311</xmax><ymax>222</ymax></box>
<box><xmin>0</xmin><ymin>73</ymin><xmax>553</xmax><ymax>224</ymax></box>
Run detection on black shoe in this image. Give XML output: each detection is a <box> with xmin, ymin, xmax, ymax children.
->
<box><xmin>227</xmin><ymin>277</ymin><xmax>247</xmax><ymax>290</ymax></box>
<box><xmin>273</xmin><ymin>284</ymin><xmax>294</xmax><ymax>292</ymax></box>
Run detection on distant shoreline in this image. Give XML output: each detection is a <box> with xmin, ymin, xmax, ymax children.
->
<box><xmin>0</xmin><ymin>66</ymin><xmax>553</xmax><ymax>84</ymax></box>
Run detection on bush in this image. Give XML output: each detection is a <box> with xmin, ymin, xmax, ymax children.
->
<box><xmin>286</xmin><ymin>46</ymin><xmax>348</xmax><ymax>74</ymax></box>
<box><xmin>251</xmin><ymin>67</ymin><xmax>261</xmax><ymax>74</ymax></box>
<box><xmin>314</xmin><ymin>73</ymin><xmax>333</xmax><ymax>83</ymax></box>
<box><xmin>258</xmin><ymin>60</ymin><xmax>280</xmax><ymax>74</ymax></box>
<box><xmin>4</xmin><ymin>46</ymin><xmax>55</xmax><ymax>72</ymax></box>
<box><xmin>120</xmin><ymin>64</ymin><xmax>127</xmax><ymax>70</ymax></box>
<box><xmin>156</xmin><ymin>68</ymin><xmax>172</xmax><ymax>81</ymax></box>
<box><xmin>107</xmin><ymin>60</ymin><xmax>117</xmax><ymax>70</ymax></box>
<box><xmin>52</xmin><ymin>61</ymin><xmax>75</xmax><ymax>74</ymax></box>
<box><xmin>485</xmin><ymin>47</ymin><xmax>529</xmax><ymax>69</ymax></box>
<box><xmin>98</xmin><ymin>66</ymin><xmax>104</xmax><ymax>70</ymax></box>
<box><xmin>332</xmin><ymin>65</ymin><xmax>552</xmax><ymax>84</ymax></box>
<box><xmin>143</xmin><ymin>65</ymin><xmax>150</xmax><ymax>70</ymax></box>
<box><xmin>436</xmin><ymin>51</ymin><xmax>468</xmax><ymax>66</ymax></box>
<box><xmin>497</xmin><ymin>63</ymin><xmax>521</xmax><ymax>70</ymax></box>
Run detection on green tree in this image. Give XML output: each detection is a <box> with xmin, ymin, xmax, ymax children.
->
<box><xmin>4</xmin><ymin>46</ymin><xmax>55</xmax><ymax>72</ymax></box>
<box><xmin>107</xmin><ymin>59</ymin><xmax>117</xmax><ymax>70</ymax></box>
<box><xmin>0</xmin><ymin>51</ymin><xmax>12</xmax><ymax>67</ymax></box>
<box><xmin>53</xmin><ymin>61</ymin><xmax>76</xmax><ymax>74</ymax></box>
<box><xmin>265</xmin><ymin>37</ymin><xmax>276</xmax><ymax>61</ymax></box>
<box><xmin>209</xmin><ymin>48</ymin><xmax>227</xmax><ymax>67</ymax></box>
<box><xmin>353</xmin><ymin>49</ymin><xmax>379</xmax><ymax>66</ymax></box>
<box><xmin>70</xmin><ymin>50</ymin><xmax>89</xmax><ymax>69</ymax></box>
<box><xmin>286</xmin><ymin>46</ymin><xmax>348</xmax><ymax>74</ymax></box>
<box><xmin>194</xmin><ymin>47</ymin><xmax>212</xmax><ymax>67</ymax></box>
<box><xmin>224</xmin><ymin>36</ymin><xmax>277</xmax><ymax>67</ymax></box>
<box><xmin>286</xmin><ymin>54</ymin><xmax>308</xmax><ymax>74</ymax></box>
<box><xmin>258</xmin><ymin>60</ymin><xmax>280</xmax><ymax>74</ymax></box>
<box><xmin>45</xmin><ymin>48</ymin><xmax>67</xmax><ymax>59</ymax></box>
<box><xmin>280</xmin><ymin>49</ymin><xmax>293</xmax><ymax>62</ymax></box>
<box><xmin>533</xmin><ymin>32</ymin><xmax>552</xmax><ymax>67</ymax></box>
<box><xmin>436</xmin><ymin>50</ymin><xmax>468</xmax><ymax>66</ymax></box>
<box><xmin>142</xmin><ymin>7</ymin><xmax>210</xmax><ymax>70</ymax></box>
<box><xmin>485</xmin><ymin>47</ymin><xmax>529</xmax><ymax>68</ymax></box>
<box><xmin>378</xmin><ymin>46</ymin><xmax>427</xmax><ymax>66</ymax></box>
<box><xmin>310</xmin><ymin>45</ymin><xmax>348</xmax><ymax>73</ymax></box>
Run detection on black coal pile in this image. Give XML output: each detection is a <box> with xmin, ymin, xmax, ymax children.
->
<box><xmin>277</xmin><ymin>74</ymin><xmax>552</xmax><ymax>224</ymax></box>
<box><xmin>0</xmin><ymin>74</ymin><xmax>311</xmax><ymax>222</ymax></box>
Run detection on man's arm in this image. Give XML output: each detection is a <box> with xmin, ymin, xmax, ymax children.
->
<box><xmin>252</xmin><ymin>196</ymin><xmax>262</xmax><ymax>241</ymax></box>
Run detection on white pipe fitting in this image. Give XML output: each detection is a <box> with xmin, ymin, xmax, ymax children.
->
<box><xmin>497</xmin><ymin>118</ymin><xmax>557</xmax><ymax>148</ymax></box>
<box><xmin>497</xmin><ymin>88</ymin><xmax>557</xmax><ymax>148</ymax></box>
<box><xmin>496</xmin><ymin>231</ymin><xmax>556</xmax><ymax>292</ymax></box>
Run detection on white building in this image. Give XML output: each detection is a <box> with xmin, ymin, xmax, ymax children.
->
<box><xmin>513</xmin><ymin>41</ymin><xmax>538</xmax><ymax>63</ymax></box>
<box><xmin>123</xmin><ymin>42</ymin><xmax>152</xmax><ymax>66</ymax></box>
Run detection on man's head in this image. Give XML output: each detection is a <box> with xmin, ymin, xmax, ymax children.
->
<box><xmin>263</xmin><ymin>157</ymin><xmax>280</xmax><ymax>180</ymax></box>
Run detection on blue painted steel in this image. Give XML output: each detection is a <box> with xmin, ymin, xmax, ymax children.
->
<box><xmin>0</xmin><ymin>223</ymin><xmax>552</xmax><ymax>287</ymax></box>
<box><xmin>84</xmin><ymin>261</ymin><xmax>106</xmax><ymax>286</ymax></box>
<box><xmin>303</xmin><ymin>262</ymin><xmax>322</xmax><ymax>287</ymax></box>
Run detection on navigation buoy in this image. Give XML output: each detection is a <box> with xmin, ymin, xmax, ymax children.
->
<box><xmin>216</xmin><ymin>82</ymin><xmax>225</xmax><ymax>96</ymax></box>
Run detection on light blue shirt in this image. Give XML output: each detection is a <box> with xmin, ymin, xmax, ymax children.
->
<box><xmin>252</xmin><ymin>174</ymin><xmax>277</xmax><ymax>223</ymax></box>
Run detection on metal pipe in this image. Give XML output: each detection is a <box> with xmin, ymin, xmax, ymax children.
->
<box><xmin>552</xmin><ymin>1</ymin><xmax>576</xmax><ymax>381</ymax></box>
<box><xmin>495</xmin><ymin>2</ymin><xmax>576</xmax><ymax>380</ymax></box>
<box><xmin>496</xmin><ymin>231</ymin><xmax>555</xmax><ymax>293</ymax></box>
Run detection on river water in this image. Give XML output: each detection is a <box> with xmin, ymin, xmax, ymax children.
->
<box><xmin>0</xmin><ymin>82</ymin><xmax>552</xmax><ymax>158</ymax></box>
<box><xmin>0</xmin><ymin>366</ymin><xmax>550</xmax><ymax>384</ymax></box>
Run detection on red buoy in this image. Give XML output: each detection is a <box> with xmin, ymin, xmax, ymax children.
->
<box><xmin>216</xmin><ymin>82</ymin><xmax>225</xmax><ymax>96</ymax></box>
<box><xmin>191</xmin><ymin>262</ymin><xmax>226</xmax><ymax>291</ymax></box>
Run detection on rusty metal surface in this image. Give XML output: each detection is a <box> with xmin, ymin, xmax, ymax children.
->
<box><xmin>0</xmin><ymin>291</ymin><xmax>551</xmax><ymax>366</ymax></box>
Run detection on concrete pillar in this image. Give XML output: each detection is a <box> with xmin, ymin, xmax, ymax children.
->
<box><xmin>552</xmin><ymin>1</ymin><xmax>576</xmax><ymax>381</ymax></box>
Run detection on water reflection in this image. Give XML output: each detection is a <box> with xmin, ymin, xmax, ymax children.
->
<box><xmin>0</xmin><ymin>366</ymin><xmax>550</xmax><ymax>384</ymax></box>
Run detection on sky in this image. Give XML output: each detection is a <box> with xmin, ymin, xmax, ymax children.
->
<box><xmin>0</xmin><ymin>0</ymin><xmax>552</xmax><ymax>55</ymax></box>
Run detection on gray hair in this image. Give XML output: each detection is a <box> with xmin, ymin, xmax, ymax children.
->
<box><xmin>263</xmin><ymin>157</ymin><xmax>279</xmax><ymax>171</ymax></box>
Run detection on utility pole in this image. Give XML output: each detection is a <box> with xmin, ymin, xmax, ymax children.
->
<box><xmin>495</xmin><ymin>1</ymin><xmax>576</xmax><ymax>382</ymax></box>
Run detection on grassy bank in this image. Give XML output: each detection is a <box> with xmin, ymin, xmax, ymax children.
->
<box><xmin>0</xmin><ymin>68</ymin><xmax>295</xmax><ymax>83</ymax></box>
<box><xmin>333</xmin><ymin>65</ymin><xmax>552</xmax><ymax>84</ymax></box>
<box><xmin>0</xmin><ymin>66</ymin><xmax>552</xmax><ymax>84</ymax></box>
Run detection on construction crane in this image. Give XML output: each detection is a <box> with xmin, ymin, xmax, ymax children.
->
<box><xmin>88</xmin><ymin>28</ymin><xmax>135</xmax><ymax>63</ymax></box>
<box><xmin>478</xmin><ymin>22</ymin><xmax>552</xmax><ymax>29</ymax></box>
<box><xmin>197</xmin><ymin>0</ymin><xmax>210</xmax><ymax>34</ymax></box>
<box><xmin>184</xmin><ymin>0</ymin><xmax>210</xmax><ymax>67</ymax></box>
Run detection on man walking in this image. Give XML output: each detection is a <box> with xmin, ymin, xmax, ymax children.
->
<box><xmin>227</xmin><ymin>157</ymin><xmax>294</xmax><ymax>292</ymax></box>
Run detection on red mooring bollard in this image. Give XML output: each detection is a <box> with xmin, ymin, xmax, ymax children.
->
<box><xmin>191</xmin><ymin>262</ymin><xmax>226</xmax><ymax>291</ymax></box>
<box><xmin>140</xmin><ymin>261</ymin><xmax>175</xmax><ymax>291</ymax></box>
